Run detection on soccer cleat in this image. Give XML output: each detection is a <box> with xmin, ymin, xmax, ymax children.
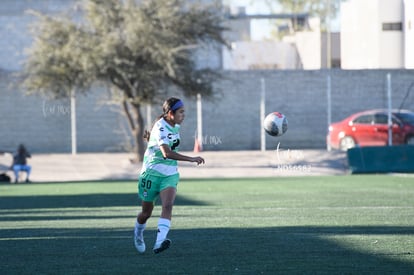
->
<box><xmin>153</xmin><ymin>239</ymin><xmax>171</xmax><ymax>254</ymax></box>
<box><xmin>134</xmin><ymin>235</ymin><xmax>146</xmax><ymax>254</ymax></box>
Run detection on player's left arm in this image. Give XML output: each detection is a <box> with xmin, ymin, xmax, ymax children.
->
<box><xmin>159</xmin><ymin>144</ymin><xmax>204</xmax><ymax>165</ymax></box>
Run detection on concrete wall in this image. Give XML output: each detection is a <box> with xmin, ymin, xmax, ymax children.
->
<box><xmin>0</xmin><ymin>72</ymin><xmax>131</xmax><ymax>153</ymax></box>
<box><xmin>1</xmin><ymin>69</ymin><xmax>414</xmax><ymax>153</ymax></box>
<box><xmin>0</xmin><ymin>0</ymin><xmax>74</xmax><ymax>72</ymax></box>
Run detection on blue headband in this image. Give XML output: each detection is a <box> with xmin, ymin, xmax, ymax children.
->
<box><xmin>171</xmin><ymin>100</ymin><xmax>184</xmax><ymax>111</ymax></box>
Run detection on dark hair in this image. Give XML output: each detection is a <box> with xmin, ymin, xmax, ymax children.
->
<box><xmin>143</xmin><ymin>97</ymin><xmax>183</xmax><ymax>142</ymax></box>
<box><xmin>17</xmin><ymin>144</ymin><xmax>28</xmax><ymax>155</ymax></box>
<box><xmin>161</xmin><ymin>97</ymin><xmax>182</xmax><ymax>119</ymax></box>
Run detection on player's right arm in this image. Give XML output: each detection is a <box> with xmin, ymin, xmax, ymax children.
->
<box><xmin>159</xmin><ymin>144</ymin><xmax>204</xmax><ymax>165</ymax></box>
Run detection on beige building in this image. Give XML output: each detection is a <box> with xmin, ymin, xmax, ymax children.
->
<box><xmin>341</xmin><ymin>0</ymin><xmax>414</xmax><ymax>69</ymax></box>
<box><xmin>221</xmin><ymin>8</ymin><xmax>339</xmax><ymax>70</ymax></box>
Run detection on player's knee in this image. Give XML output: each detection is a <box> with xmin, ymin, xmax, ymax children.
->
<box><xmin>139</xmin><ymin>211</ymin><xmax>152</xmax><ymax>222</ymax></box>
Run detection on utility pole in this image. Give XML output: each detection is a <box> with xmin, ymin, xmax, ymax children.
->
<box><xmin>326</xmin><ymin>0</ymin><xmax>331</xmax><ymax>69</ymax></box>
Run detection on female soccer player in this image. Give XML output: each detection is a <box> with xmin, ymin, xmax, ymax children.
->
<box><xmin>134</xmin><ymin>97</ymin><xmax>205</xmax><ymax>254</ymax></box>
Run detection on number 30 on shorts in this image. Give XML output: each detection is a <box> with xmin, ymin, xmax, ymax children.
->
<box><xmin>141</xmin><ymin>178</ymin><xmax>152</xmax><ymax>189</ymax></box>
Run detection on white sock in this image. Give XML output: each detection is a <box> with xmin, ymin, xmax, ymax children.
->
<box><xmin>135</xmin><ymin>221</ymin><xmax>146</xmax><ymax>239</ymax></box>
<box><xmin>155</xmin><ymin>218</ymin><xmax>171</xmax><ymax>245</ymax></box>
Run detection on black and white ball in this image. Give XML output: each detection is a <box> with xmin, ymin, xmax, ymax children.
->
<box><xmin>264</xmin><ymin>112</ymin><xmax>288</xmax><ymax>137</ymax></box>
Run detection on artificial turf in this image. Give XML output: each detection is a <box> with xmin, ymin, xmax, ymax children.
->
<box><xmin>0</xmin><ymin>176</ymin><xmax>413</xmax><ymax>274</ymax></box>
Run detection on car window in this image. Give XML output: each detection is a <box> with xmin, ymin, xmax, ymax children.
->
<box><xmin>353</xmin><ymin>114</ymin><xmax>374</xmax><ymax>124</ymax></box>
<box><xmin>395</xmin><ymin>113</ymin><xmax>414</xmax><ymax>125</ymax></box>
<box><xmin>374</xmin><ymin>114</ymin><xmax>388</xmax><ymax>124</ymax></box>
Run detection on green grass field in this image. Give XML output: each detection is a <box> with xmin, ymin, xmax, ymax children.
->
<box><xmin>1</xmin><ymin>175</ymin><xmax>413</xmax><ymax>274</ymax></box>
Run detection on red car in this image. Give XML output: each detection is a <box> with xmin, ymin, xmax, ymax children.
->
<box><xmin>327</xmin><ymin>109</ymin><xmax>414</xmax><ymax>151</ymax></box>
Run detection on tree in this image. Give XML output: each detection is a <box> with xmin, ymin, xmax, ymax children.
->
<box><xmin>22</xmin><ymin>11</ymin><xmax>95</xmax><ymax>98</ymax></box>
<box><xmin>22</xmin><ymin>0</ymin><xmax>228</xmax><ymax>161</ymax></box>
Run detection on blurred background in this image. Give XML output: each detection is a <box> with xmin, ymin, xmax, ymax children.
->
<box><xmin>0</xmin><ymin>0</ymin><xmax>413</xmax><ymax>154</ymax></box>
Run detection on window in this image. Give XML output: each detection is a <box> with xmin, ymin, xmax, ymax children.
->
<box><xmin>331</xmin><ymin>59</ymin><xmax>341</xmax><ymax>68</ymax></box>
<box><xmin>374</xmin><ymin>113</ymin><xmax>401</xmax><ymax>125</ymax></box>
<box><xmin>374</xmin><ymin>114</ymin><xmax>388</xmax><ymax>124</ymax></box>
<box><xmin>382</xmin><ymin>22</ymin><xmax>402</xmax><ymax>31</ymax></box>
<box><xmin>396</xmin><ymin>113</ymin><xmax>414</xmax><ymax>124</ymax></box>
<box><xmin>353</xmin><ymin>115</ymin><xmax>374</xmax><ymax>124</ymax></box>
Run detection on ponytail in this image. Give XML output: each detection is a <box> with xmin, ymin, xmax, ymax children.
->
<box><xmin>143</xmin><ymin>97</ymin><xmax>183</xmax><ymax>142</ymax></box>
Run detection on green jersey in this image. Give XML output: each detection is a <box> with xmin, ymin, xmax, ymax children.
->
<box><xmin>141</xmin><ymin>118</ymin><xmax>181</xmax><ymax>176</ymax></box>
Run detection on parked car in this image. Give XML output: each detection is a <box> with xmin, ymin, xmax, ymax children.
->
<box><xmin>327</xmin><ymin>109</ymin><xmax>414</xmax><ymax>151</ymax></box>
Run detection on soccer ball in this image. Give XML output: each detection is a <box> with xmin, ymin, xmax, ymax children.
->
<box><xmin>264</xmin><ymin>112</ymin><xmax>288</xmax><ymax>136</ymax></box>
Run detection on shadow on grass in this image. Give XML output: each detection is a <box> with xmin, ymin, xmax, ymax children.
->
<box><xmin>0</xmin><ymin>193</ymin><xmax>210</xmax><ymax>211</ymax></box>
<box><xmin>0</xmin><ymin>226</ymin><xmax>413</xmax><ymax>274</ymax></box>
